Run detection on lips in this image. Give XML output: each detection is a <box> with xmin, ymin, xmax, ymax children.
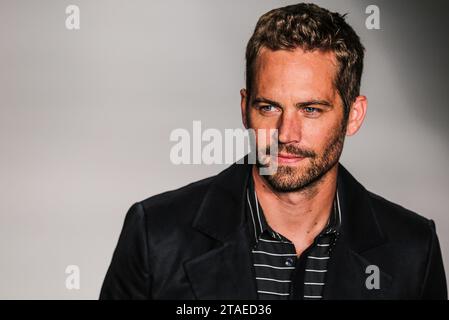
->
<box><xmin>277</xmin><ymin>153</ymin><xmax>304</xmax><ymax>164</ymax></box>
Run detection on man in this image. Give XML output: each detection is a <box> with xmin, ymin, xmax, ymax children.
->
<box><xmin>100</xmin><ymin>3</ymin><xmax>447</xmax><ymax>299</ymax></box>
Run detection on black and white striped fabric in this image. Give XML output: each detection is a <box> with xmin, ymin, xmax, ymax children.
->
<box><xmin>246</xmin><ymin>176</ymin><xmax>341</xmax><ymax>300</ymax></box>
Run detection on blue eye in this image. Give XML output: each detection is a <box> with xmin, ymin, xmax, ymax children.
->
<box><xmin>260</xmin><ymin>105</ymin><xmax>276</xmax><ymax>112</ymax></box>
<box><xmin>304</xmin><ymin>106</ymin><xmax>318</xmax><ymax>113</ymax></box>
<box><xmin>301</xmin><ymin>106</ymin><xmax>323</xmax><ymax>118</ymax></box>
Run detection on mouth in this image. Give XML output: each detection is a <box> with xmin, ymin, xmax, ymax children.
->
<box><xmin>276</xmin><ymin>153</ymin><xmax>305</xmax><ymax>164</ymax></box>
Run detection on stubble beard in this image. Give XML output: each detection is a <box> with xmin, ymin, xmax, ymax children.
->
<box><xmin>256</xmin><ymin>122</ymin><xmax>347</xmax><ymax>193</ymax></box>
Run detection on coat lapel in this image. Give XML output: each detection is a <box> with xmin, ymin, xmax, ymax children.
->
<box><xmin>323</xmin><ymin>164</ymin><xmax>393</xmax><ymax>299</ymax></box>
<box><xmin>184</xmin><ymin>158</ymin><xmax>257</xmax><ymax>299</ymax></box>
<box><xmin>184</xmin><ymin>160</ymin><xmax>394</xmax><ymax>299</ymax></box>
<box><xmin>323</xmin><ymin>238</ymin><xmax>393</xmax><ymax>299</ymax></box>
<box><xmin>184</xmin><ymin>225</ymin><xmax>257</xmax><ymax>299</ymax></box>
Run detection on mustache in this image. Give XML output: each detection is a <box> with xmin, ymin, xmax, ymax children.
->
<box><xmin>263</xmin><ymin>144</ymin><xmax>316</xmax><ymax>158</ymax></box>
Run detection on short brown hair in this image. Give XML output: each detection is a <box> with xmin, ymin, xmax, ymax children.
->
<box><xmin>245</xmin><ymin>3</ymin><xmax>365</xmax><ymax>118</ymax></box>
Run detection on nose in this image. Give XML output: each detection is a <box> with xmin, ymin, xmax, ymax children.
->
<box><xmin>278</xmin><ymin>109</ymin><xmax>302</xmax><ymax>144</ymax></box>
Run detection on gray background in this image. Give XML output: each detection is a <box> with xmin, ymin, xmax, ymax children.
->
<box><xmin>1</xmin><ymin>0</ymin><xmax>448</xmax><ymax>299</ymax></box>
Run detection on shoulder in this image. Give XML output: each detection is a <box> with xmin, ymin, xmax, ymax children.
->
<box><xmin>143</xmin><ymin>175</ymin><xmax>214</xmax><ymax>209</ymax></box>
<box><xmin>367</xmin><ymin>190</ymin><xmax>436</xmax><ymax>247</ymax></box>
<box><xmin>124</xmin><ymin>174</ymin><xmax>216</xmax><ymax>230</ymax></box>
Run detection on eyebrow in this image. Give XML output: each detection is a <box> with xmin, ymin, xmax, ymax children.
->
<box><xmin>252</xmin><ymin>97</ymin><xmax>333</xmax><ymax>109</ymax></box>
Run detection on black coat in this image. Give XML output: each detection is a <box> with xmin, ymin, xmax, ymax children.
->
<box><xmin>100</xmin><ymin>161</ymin><xmax>447</xmax><ymax>299</ymax></box>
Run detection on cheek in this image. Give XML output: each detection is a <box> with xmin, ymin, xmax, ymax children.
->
<box><xmin>255</xmin><ymin>128</ymin><xmax>277</xmax><ymax>150</ymax></box>
<box><xmin>249</xmin><ymin>109</ymin><xmax>279</xmax><ymax>129</ymax></box>
<box><xmin>301</xmin><ymin>118</ymin><xmax>341</xmax><ymax>150</ymax></box>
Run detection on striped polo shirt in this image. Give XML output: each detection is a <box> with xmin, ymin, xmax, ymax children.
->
<box><xmin>246</xmin><ymin>175</ymin><xmax>341</xmax><ymax>300</ymax></box>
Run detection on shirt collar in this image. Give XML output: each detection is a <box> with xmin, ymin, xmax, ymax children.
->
<box><xmin>246</xmin><ymin>172</ymin><xmax>342</xmax><ymax>246</ymax></box>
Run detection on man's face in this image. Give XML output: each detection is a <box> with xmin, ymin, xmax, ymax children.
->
<box><xmin>242</xmin><ymin>47</ymin><xmax>347</xmax><ymax>192</ymax></box>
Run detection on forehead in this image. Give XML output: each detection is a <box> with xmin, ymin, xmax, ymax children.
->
<box><xmin>253</xmin><ymin>47</ymin><xmax>339</xmax><ymax>101</ymax></box>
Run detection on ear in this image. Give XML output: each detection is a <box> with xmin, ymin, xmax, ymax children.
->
<box><xmin>240</xmin><ymin>88</ymin><xmax>249</xmax><ymax>129</ymax></box>
<box><xmin>346</xmin><ymin>95</ymin><xmax>368</xmax><ymax>136</ymax></box>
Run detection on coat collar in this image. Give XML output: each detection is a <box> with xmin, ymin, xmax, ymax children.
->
<box><xmin>191</xmin><ymin>157</ymin><xmax>252</xmax><ymax>243</ymax></box>
<box><xmin>324</xmin><ymin>165</ymin><xmax>392</xmax><ymax>299</ymax></box>
<box><xmin>186</xmin><ymin>157</ymin><xmax>392</xmax><ymax>299</ymax></box>
<box><xmin>335</xmin><ymin>164</ymin><xmax>387</xmax><ymax>253</ymax></box>
<box><xmin>185</xmin><ymin>157</ymin><xmax>257</xmax><ymax>299</ymax></box>
<box><xmin>192</xmin><ymin>160</ymin><xmax>387</xmax><ymax>252</ymax></box>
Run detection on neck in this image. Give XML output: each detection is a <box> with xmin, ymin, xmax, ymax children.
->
<box><xmin>252</xmin><ymin>164</ymin><xmax>338</xmax><ymax>252</ymax></box>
